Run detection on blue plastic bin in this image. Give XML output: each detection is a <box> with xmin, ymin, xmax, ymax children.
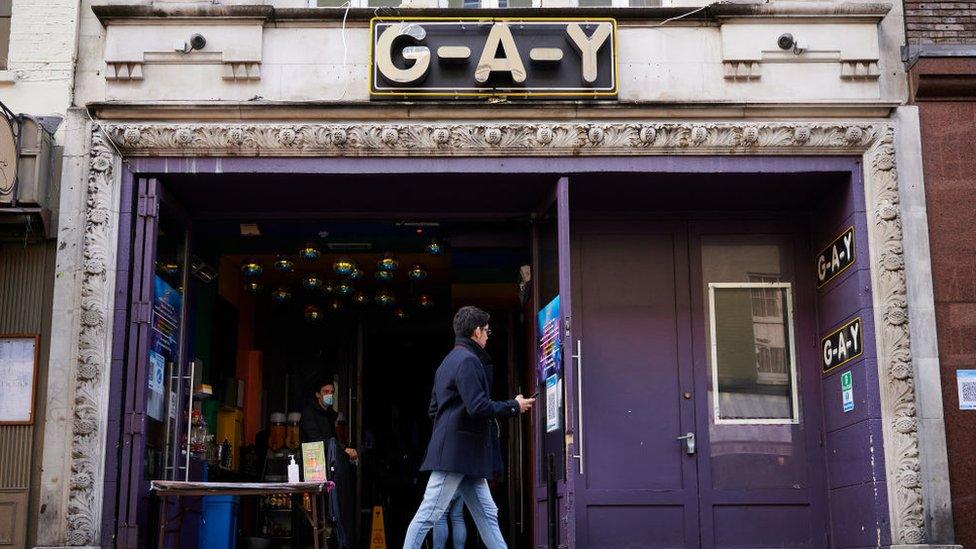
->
<box><xmin>199</xmin><ymin>495</ymin><xmax>239</xmax><ymax>548</ymax></box>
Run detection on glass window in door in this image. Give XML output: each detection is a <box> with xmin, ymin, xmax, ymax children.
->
<box><xmin>701</xmin><ymin>234</ymin><xmax>807</xmax><ymax>491</ymax></box>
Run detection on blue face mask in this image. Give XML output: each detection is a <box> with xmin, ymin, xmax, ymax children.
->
<box><xmin>322</xmin><ymin>394</ymin><xmax>335</xmax><ymax>407</ymax></box>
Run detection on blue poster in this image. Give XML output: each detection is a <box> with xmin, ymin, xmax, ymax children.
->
<box><xmin>537</xmin><ymin>296</ymin><xmax>562</xmax><ymax>384</ymax></box>
<box><xmin>147</xmin><ymin>275</ymin><xmax>182</xmax><ymax>421</ymax></box>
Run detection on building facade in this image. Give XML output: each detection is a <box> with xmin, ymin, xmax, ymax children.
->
<box><xmin>0</xmin><ymin>1</ymin><xmax>82</xmax><ymax>548</ymax></box>
<box><xmin>24</xmin><ymin>0</ymin><xmax>963</xmax><ymax>547</ymax></box>
<box><xmin>905</xmin><ymin>0</ymin><xmax>976</xmax><ymax>546</ymax></box>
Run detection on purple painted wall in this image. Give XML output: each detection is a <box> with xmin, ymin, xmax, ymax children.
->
<box><xmin>812</xmin><ymin>169</ymin><xmax>891</xmax><ymax>548</ymax></box>
<box><xmin>102</xmin><ymin>155</ymin><xmax>893</xmax><ymax>548</ymax></box>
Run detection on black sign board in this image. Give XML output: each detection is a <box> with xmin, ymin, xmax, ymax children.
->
<box><xmin>816</xmin><ymin>226</ymin><xmax>856</xmax><ymax>287</ymax></box>
<box><xmin>821</xmin><ymin>317</ymin><xmax>863</xmax><ymax>373</ymax></box>
<box><xmin>369</xmin><ymin>18</ymin><xmax>617</xmax><ymax>99</ymax></box>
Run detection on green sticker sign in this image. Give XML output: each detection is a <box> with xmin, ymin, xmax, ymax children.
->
<box><xmin>841</xmin><ymin>370</ymin><xmax>854</xmax><ymax>412</ymax></box>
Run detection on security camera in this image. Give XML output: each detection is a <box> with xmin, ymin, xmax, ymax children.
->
<box><xmin>777</xmin><ymin>33</ymin><xmax>795</xmax><ymax>51</ymax></box>
<box><xmin>189</xmin><ymin>33</ymin><xmax>206</xmax><ymax>51</ymax></box>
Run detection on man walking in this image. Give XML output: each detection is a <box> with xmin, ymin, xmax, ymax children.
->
<box><xmin>403</xmin><ymin>306</ymin><xmax>534</xmax><ymax>549</ymax></box>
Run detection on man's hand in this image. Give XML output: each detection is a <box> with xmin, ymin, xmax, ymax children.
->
<box><xmin>515</xmin><ymin>394</ymin><xmax>535</xmax><ymax>413</ymax></box>
<box><xmin>344</xmin><ymin>447</ymin><xmax>359</xmax><ymax>461</ymax></box>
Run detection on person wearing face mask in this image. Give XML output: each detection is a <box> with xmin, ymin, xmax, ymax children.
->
<box><xmin>300</xmin><ymin>379</ymin><xmax>359</xmax><ymax>462</ymax></box>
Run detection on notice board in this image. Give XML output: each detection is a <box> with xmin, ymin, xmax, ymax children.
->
<box><xmin>0</xmin><ymin>334</ymin><xmax>39</xmax><ymax>424</ymax></box>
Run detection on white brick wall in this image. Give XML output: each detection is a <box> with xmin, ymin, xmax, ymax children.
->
<box><xmin>0</xmin><ymin>0</ymin><xmax>81</xmax><ymax>133</ymax></box>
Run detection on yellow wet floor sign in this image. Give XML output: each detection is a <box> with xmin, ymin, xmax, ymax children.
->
<box><xmin>369</xmin><ymin>505</ymin><xmax>387</xmax><ymax>549</ymax></box>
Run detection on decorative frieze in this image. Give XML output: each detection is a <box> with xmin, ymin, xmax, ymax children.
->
<box><xmin>101</xmin><ymin>121</ymin><xmax>890</xmax><ymax>156</ymax></box>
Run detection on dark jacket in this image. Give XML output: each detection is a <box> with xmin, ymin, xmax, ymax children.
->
<box><xmin>421</xmin><ymin>337</ymin><xmax>519</xmax><ymax>478</ymax></box>
<box><xmin>300</xmin><ymin>398</ymin><xmax>338</xmax><ymax>444</ymax></box>
<box><xmin>327</xmin><ymin>438</ymin><xmax>357</xmax><ymax>549</ymax></box>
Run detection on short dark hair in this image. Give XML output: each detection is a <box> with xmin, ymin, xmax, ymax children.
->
<box><xmin>454</xmin><ymin>306</ymin><xmax>490</xmax><ymax>338</ymax></box>
<box><xmin>312</xmin><ymin>375</ymin><xmax>335</xmax><ymax>394</ymax></box>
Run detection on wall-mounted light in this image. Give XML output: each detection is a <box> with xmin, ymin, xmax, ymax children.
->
<box><xmin>336</xmin><ymin>282</ymin><xmax>354</xmax><ymax>297</ymax></box>
<box><xmin>427</xmin><ymin>239</ymin><xmax>443</xmax><ymax>255</ymax></box>
<box><xmin>375</xmin><ymin>270</ymin><xmax>395</xmax><ymax>282</ymax></box>
<box><xmin>245</xmin><ymin>281</ymin><xmax>263</xmax><ymax>294</ymax></box>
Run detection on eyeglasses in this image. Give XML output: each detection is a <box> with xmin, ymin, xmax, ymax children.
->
<box><xmin>482</xmin><ymin>326</ymin><xmax>492</xmax><ymax>336</ymax></box>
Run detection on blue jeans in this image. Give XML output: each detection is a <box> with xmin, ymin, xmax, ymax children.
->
<box><xmin>402</xmin><ymin>471</ymin><xmax>506</xmax><ymax>549</ymax></box>
<box><xmin>432</xmin><ymin>495</ymin><xmax>466</xmax><ymax>549</ymax></box>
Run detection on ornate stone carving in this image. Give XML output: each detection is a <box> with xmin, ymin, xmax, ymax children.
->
<box><xmin>68</xmin><ymin>130</ymin><xmax>117</xmax><ymax>546</ymax></box>
<box><xmin>866</xmin><ymin>128</ymin><xmax>926</xmax><ymax>544</ymax></box>
<box><xmin>102</xmin><ymin>122</ymin><xmax>894</xmax><ymax>156</ymax></box>
<box><xmin>75</xmin><ymin>120</ymin><xmax>924</xmax><ymax>545</ymax></box>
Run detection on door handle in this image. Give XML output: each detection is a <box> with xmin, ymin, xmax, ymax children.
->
<box><xmin>571</xmin><ymin>339</ymin><xmax>584</xmax><ymax>475</ymax></box>
<box><xmin>677</xmin><ymin>432</ymin><xmax>696</xmax><ymax>455</ymax></box>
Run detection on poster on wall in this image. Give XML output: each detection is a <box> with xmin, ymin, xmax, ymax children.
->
<box><xmin>538</xmin><ymin>296</ymin><xmax>563</xmax><ymax>433</ymax></box>
<box><xmin>545</xmin><ymin>374</ymin><xmax>562</xmax><ymax>433</ymax></box>
<box><xmin>537</xmin><ymin>296</ymin><xmax>562</xmax><ymax>383</ymax></box>
<box><xmin>0</xmin><ymin>335</ymin><xmax>38</xmax><ymax>424</ymax></box>
<box><xmin>148</xmin><ymin>275</ymin><xmax>182</xmax><ymax>421</ymax></box>
<box><xmin>957</xmin><ymin>370</ymin><xmax>976</xmax><ymax>411</ymax></box>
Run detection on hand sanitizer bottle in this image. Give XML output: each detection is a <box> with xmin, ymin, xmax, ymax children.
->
<box><xmin>287</xmin><ymin>455</ymin><xmax>300</xmax><ymax>483</ymax></box>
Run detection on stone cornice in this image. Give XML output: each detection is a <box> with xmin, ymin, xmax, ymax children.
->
<box><xmin>91</xmin><ymin>2</ymin><xmax>891</xmax><ymax>25</ymax></box>
<box><xmin>68</xmin><ymin>119</ymin><xmax>924</xmax><ymax>546</ymax></box>
<box><xmin>103</xmin><ymin>120</ymin><xmax>887</xmax><ymax>157</ymax></box>
<box><xmin>86</xmin><ymin>102</ymin><xmax>899</xmax><ymax>122</ymax></box>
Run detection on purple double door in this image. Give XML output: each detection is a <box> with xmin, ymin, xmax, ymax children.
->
<box><xmin>567</xmin><ymin>218</ymin><xmax>828</xmax><ymax>548</ymax></box>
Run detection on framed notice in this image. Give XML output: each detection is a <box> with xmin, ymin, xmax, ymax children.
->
<box><xmin>0</xmin><ymin>334</ymin><xmax>39</xmax><ymax>424</ymax></box>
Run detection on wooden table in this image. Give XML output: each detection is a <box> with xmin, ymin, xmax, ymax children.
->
<box><xmin>150</xmin><ymin>481</ymin><xmax>330</xmax><ymax>549</ymax></box>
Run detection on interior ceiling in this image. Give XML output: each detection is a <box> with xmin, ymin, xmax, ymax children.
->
<box><xmin>161</xmin><ymin>171</ymin><xmax>849</xmax><ymax>218</ymax></box>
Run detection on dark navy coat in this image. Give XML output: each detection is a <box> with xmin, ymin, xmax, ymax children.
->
<box><xmin>421</xmin><ymin>337</ymin><xmax>519</xmax><ymax>478</ymax></box>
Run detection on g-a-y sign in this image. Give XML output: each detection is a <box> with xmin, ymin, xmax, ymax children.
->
<box><xmin>369</xmin><ymin>18</ymin><xmax>617</xmax><ymax>98</ymax></box>
<box><xmin>816</xmin><ymin>226</ymin><xmax>855</xmax><ymax>287</ymax></box>
<box><xmin>822</xmin><ymin>317</ymin><xmax>863</xmax><ymax>373</ymax></box>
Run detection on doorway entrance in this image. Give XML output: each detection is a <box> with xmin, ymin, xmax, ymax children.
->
<box><xmin>571</xmin><ymin>220</ymin><xmax>827</xmax><ymax>547</ymax></box>
<box><xmin>564</xmin><ymin>174</ymin><xmax>838</xmax><ymax>548</ymax></box>
<box><xmin>108</xmin><ymin>158</ymin><xmax>855</xmax><ymax>549</ymax></box>
<box><xmin>114</xmin><ymin>172</ymin><xmax>556</xmax><ymax>548</ymax></box>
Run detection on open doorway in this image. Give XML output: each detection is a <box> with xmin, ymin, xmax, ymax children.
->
<box><xmin>126</xmin><ymin>173</ymin><xmax>551</xmax><ymax>548</ymax></box>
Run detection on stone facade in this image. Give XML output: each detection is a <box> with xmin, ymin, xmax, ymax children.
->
<box><xmin>0</xmin><ymin>1</ymin><xmax>83</xmax><ymax>548</ymax></box>
<box><xmin>905</xmin><ymin>0</ymin><xmax>976</xmax><ymax>543</ymax></box>
<box><xmin>23</xmin><ymin>0</ymin><xmax>961</xmax><ymax>547</ymax></box>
